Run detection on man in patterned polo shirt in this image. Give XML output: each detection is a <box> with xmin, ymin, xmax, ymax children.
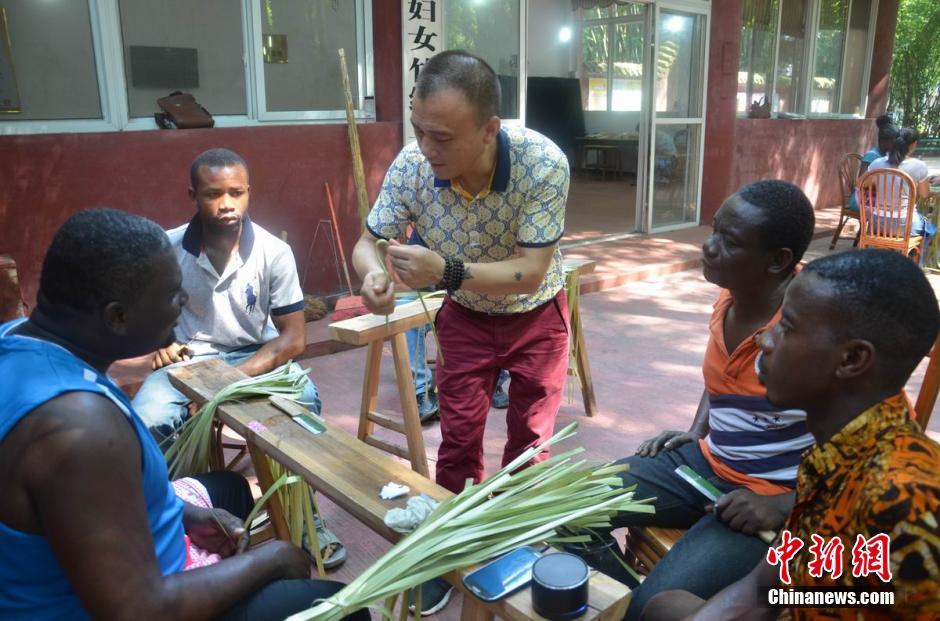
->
<box><xmin>643</xmin><ymin>249</ymin><xmax>940</xmax><ymax>621</ymax></box>
<box><xmin>352</xmin><ymin>51</ymin><xmax>569</xmax><ymax>612</ymax></box>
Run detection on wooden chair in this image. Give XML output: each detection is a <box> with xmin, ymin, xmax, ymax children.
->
<box><xmin>829</xmin><ymin>153</ymin><xmax>863</xmax><ymax>249</ymax></box>
<box><xmin>915</xmin><ymin>335</ymin><xmax>940</xmax><ymax>429</ymax></box>
<box><xmin>857</xmin><ymin>168</ymin><xmax>923</xmax><ymax>262</ymax></box>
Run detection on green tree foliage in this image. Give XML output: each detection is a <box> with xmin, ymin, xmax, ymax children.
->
<box><xmin>889</xmin><ymin>0</ymin><xmax>940</xmax><ymax>135</ymax></box>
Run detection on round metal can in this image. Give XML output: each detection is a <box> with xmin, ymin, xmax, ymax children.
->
<box><xmin>531</xmin><ymin>553</ymin><xmax>590</xmax><ymax>620</ymax></box>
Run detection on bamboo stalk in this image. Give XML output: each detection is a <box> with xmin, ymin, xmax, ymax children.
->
<box><xmin>339</xmin><ymin>48</ymin><xmax>370</xmax><ymax>225</ymax></box>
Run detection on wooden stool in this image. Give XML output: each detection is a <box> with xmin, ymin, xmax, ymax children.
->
<box><xmin>564</xmin><ymin>259</ymin><xmax>598</xmax><ymax>416</ymax></box>
<box><xmin>582</xmin><ymin>144</ymin><xmax>623</xmax><ymax>179</ymax></box>
<box><xmin>329</xmin><ymin>298</ymin><xmax>443</xmax><ymax>477</ymax></box>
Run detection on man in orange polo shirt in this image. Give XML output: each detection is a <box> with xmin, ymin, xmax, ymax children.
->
<box><xmin>585</xmin><ymin>181</ymin><xmax>816</xmax><ymax>620</ymax></box>
<box><xmin>642</xmin><ymin>249</ymin><xmax>940</xmax><ymax>620</ymax></box>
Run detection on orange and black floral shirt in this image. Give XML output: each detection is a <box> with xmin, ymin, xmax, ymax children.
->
<box><xmin>783</xmin><ymin>394</ymin><xmax>940</xmax><ymax>620</ymax></box>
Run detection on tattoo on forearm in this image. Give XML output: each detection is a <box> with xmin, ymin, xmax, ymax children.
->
<box><xmin>514</xmin><ymin>271</ymin><xmax>523</xmax><ymax>282</ymax></box>
<box><xmin>462</xmin><ymin>266</ymin><xmax>473</xmax><ymax>281</ymax></box>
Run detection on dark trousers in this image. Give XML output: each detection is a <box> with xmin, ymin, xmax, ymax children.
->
<box><xmin>570</xmin><ymin>443</ymin><xmax>770</xmax><ymax>621</ymax></box>
<box><xmin>434</xmin><ymin>291</ymin><xmax>570</xmax><ymax>493</ymax></box>
<box><xmin>189</xmin><ymin>472</ymin><xmax>369</xmax><ymax>621</ymax></box>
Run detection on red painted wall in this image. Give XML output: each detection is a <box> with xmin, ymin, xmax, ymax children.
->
<box><xmin>701</xmin><ymin>0</ymin><xmax>743</xmax><ymax>223</ymax></box>
<box><xmin>0</xmin><ymin>124</ymin><xmax>402</xmax><ymax>306</ymax></box>
<box><xmin>700</xmin><ymin>0</ymin><xmax>898</xmax><ymax>220</ymax></box>
<box><xmin>731</xmin><ymin>118</ymin><xmax>876</xmax><ymax>209</ymax></box>
<box><xmin>0</xmin><ymin>2</ymin><xmax>404</xmax><ymax>308</ymax></box>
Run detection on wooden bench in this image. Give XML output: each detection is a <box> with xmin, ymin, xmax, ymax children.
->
<box><xmin>169</xmin><ymin>358</ymin><xmax>631</xmax><ymax>620</ymax></box>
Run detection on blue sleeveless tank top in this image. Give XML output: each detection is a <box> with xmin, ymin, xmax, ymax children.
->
<box><xmin>0</xmin><ymin>319</ymin><xmax>186</xmax><ymax>620</ymax></box>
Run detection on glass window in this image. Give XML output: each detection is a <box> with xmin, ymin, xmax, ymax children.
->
<box><xmin>119</xmin><ymin>0</ymin><xmax>246</xmax><ymax>118</ymax></box>
<box><xmin>839</xmin><ymin>0</ymin><xmax>872</xmax><ymax>115</ymax></box>
<box><xmin>612</xmin><ymin>22</ymin><xmax>643</xmax><ymax>112</ymax></box>
<box><xmin>1</xmin><ymin>1</ymin><xmax>101</xmax><ymax>120</ymax></box>
<box><xmin>445</xmin><ymin>0</ymin><xmax>521</xmax><ymax>119</ymax></box>
<box><xmin>260</xmin><ymin>0</ymin><xmax>359</xmax><ymax>113</ymax></box>
<box><xmin>738</xmin><ymin>0</ymin><xmax>779</xmax><ymax>113</ymax></box>
<box><xmin>810</xmin><ymin>0</ymin><xmax>848</xmax><ymax>114</ymax></box>
<box><xmin>579</xmin><ymin>7</ymin><xmax>646</xmax><ymax>113</ymax></box>
<box><xmin>581</xmin><ymin>24</ymin><xmax>608</xmax><ymax>111</ymax></box>
<box><xmin>655</xmin><ymin>12</ymin><xmax>705</xmax><ymax>118</ymax></box>
<box><xmin>773</xmin><ymin>0</ymin><xmax>807</xmax><ymax>114</ymax></box>
<box><xmin>740</xmin><ymin>0</ymin><xmax>874</xmax><ymax>117</ymax></box>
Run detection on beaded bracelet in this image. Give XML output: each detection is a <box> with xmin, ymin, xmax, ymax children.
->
<box><xmin>436</xmin><ymin>256</ymin><xmax>465</xmax><ymax>293</ymax></box>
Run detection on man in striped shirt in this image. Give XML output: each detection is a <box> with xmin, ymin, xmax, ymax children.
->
<box><xmin>590</xmin><ymin>181</ymin><xmax>817</xmax><ymax>620</ymax></box>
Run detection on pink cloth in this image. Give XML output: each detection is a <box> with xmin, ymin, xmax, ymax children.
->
<box><xmin>172</xmin><ymin>478</ymin><xmax>223</xmax><ymax>570</ymax></box>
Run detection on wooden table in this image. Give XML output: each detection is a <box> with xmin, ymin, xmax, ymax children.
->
<box><xmin>169</xmin><ymin>359</ymin><xmax>631</xmax><ymax>620</ymax></box>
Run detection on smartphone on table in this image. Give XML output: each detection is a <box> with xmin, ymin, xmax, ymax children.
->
<box><xmin>462</xmin><ymin>546</ymin><xmax>542</xmax><ymax>602</ymax></box>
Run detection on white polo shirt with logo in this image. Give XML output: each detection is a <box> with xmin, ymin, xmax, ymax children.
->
<box><xmin>167</xmin><ymin>215</ymin><xmax>304</xmax><ymax>355</ymax></box>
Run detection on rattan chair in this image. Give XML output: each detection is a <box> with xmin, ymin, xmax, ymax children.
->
<box><xmin>857</xmin><ymin>168</ymin><xmax>923</xmax><ymax>263</ymax></box>
<box><xmin>829</xmin><ymin>153</ymin><xmax>863</xmax><ymax>249</ymax></box>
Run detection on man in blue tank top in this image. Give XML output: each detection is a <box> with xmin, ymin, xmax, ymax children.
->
<box><xmin>0</xmin><ymin>209</ymin><xmax>366</xmax><ymax>621</ymax></box>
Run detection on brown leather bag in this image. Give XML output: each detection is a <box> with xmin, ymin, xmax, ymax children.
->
<box><xmin>747</xmin><ymin>95</ymin><xmax>772</xmax><ymax>119</ymax></box>
<box><xmin>156</xmin><ymin>91</ymin><xmax>214</xmax><ymax>129</ymax></box>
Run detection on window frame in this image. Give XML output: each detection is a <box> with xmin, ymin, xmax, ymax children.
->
<box><xmin>738</xmin><ymin>0</ymin><xmax>878</xmax><ymax>119</ymax></box>
<box><xmin>579</xmin><ymin>6</ymin><xmax>647</xmax><ymax>113</ymax></box>
<box><xmin>0</xmin><ymin>0</ymin><xmax>375</xmax><ymax>136</ymax></box>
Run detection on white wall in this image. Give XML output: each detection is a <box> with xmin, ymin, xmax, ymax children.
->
<box><xmin>3</xmin><ymin>1</ymin><xmax>100</xmax><ymax>120</ymax></box>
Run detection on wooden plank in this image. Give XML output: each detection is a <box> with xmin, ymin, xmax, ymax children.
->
<box><xmin>358</xmin><ymin>341</ymin><xmax>383</xmax><ymax>441</ymax></box>
<box><xmin>390</xmin><ymin>332</ymin><xmax>430</xmax><ymax>476</ymax></box>
<box><xmin>367</xmin><ymin>411</ymin><xmax>405</xmax><ymax>434</ymax></box>
<box><xmin>563</xmin><ymin>258</ymin><xmax>597</xmax><ymax>276</ymax></box>
<box><xmin>574</xmin><ymin>309</ymin><xmax>598</xmax><ymax>417</ymax></box>
<box><xmin>449</xmin><ymin>566</ymin><xmax>630</xmax><ymax>621</ymax></box>
<box><xmin>915</xmin><ymin>336</ymin><xmax>940</xmax><ymax>428</ymax></box>
<box><xmin>169</xmin><ymin>359</ymin><xmax>448</xmax><ymax>541</ymax></box>
<box><xmin>363</xmin><ymin>435</ymin><xmax>412</xmax><ymax>461</ymax></box>
<box><xmin>329</xmin><ymin>297</ymin><xmax>442</xmax><ymax>345</ymax></box>
<box><xmin>168</xmin><ymin>359</ymin><xmax>632</xmax><ymax>619</ymax></box>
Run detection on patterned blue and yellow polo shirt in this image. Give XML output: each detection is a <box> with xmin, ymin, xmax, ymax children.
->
<box><xmin>367</xmin><ymin>125</ymin><xmax>569</xmax><ymax>314</ymax></box>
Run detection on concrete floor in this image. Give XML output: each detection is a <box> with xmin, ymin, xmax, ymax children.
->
<box><xmin>107</xmin><ymin>205</ymin><xmax>936</xmax><ymax>619</ymax></box>
<box><xmin>254</xmin><ymin>220</ymin><xmax>938</xmax><ymax>620</ymax></box>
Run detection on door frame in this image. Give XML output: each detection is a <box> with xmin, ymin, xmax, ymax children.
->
<box><xmin>640</xmin><ymin>0</ymin><xmax>710</xmax><ymax>234</ymax></box>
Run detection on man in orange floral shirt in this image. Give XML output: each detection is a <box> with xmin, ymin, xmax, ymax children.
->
<box><xmin>643</xmin><ymin>248</ymin><xmax>940</xmax><ymax>621</ymax></box>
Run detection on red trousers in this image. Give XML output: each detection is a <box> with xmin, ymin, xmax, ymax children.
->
<box><xmin>434</xmin><ymin>290</ymin><xmax>570</xmax><ymax>493</ymax></box>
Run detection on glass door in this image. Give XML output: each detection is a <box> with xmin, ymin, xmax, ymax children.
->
<box><xmin>445</xmin><ymin>0</ymin><xmax>525</xmax><ymax>124</ymax></box>
<box><xmin>644</xmin><ymin>0</ymin><xmax>709</xmax><ymax>233</ymax></box>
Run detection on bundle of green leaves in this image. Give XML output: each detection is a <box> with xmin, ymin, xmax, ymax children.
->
<box><xmin>288</xmin><ymin>422</ymin><xmax>654</xmax><ymax>620</ymax></box>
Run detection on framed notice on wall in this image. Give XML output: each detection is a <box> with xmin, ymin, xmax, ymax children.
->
<box><xmin>0</xmin><ymin>8</ymin><xmax>21</xmax><ymax>114</ymax></box>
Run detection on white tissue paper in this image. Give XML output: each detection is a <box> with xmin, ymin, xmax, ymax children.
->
<box><xmin>380</xmin><ymin>482</ymin><xmax>410</xmax><ymax>500</ymax></box>
<box><xmin>384</xmin><ymin>494</ymin><xmax>441</xmax><ymax>533</ymax></box>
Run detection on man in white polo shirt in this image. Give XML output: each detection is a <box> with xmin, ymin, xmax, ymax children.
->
<box><xmin>132</xmin><ymin>148</ymin><xmax>345</xmax><ymax>569</ymax></box>
<box><xmin>133</xmin><ymin>147</ymin><xmax>319</xmax><ymax>433</ymax></box>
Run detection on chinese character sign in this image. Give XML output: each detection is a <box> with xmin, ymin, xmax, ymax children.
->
<box><xmin>766</xmin><ymin>532</ymin><xmax>893</xmax><ymax>585</ymax></box>
<box><xmin>402</xmin><ymin>0</ymin><xmax>442</xmax><ymax>144</ymax></box>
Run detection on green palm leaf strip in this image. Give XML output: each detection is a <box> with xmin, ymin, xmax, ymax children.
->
<box><xmin>288</xmin><ymin>422</ymin><xmax>655</xmax><ymax>620</ymax></box>
<box><xmin>164</xmin><ymin>362</ymin><xmax>310</xmax><ymax>478</ymax></box>
<box><xmin>375</xmin><ymin>238</ymin><xmax>444</xmax><ymax>366</ymax></box>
